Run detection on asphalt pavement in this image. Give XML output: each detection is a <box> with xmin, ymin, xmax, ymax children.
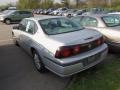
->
<box><xmin>0</xmin><ymin>22</ymin><xmax>70</xmax><ymax>90</ymax></box>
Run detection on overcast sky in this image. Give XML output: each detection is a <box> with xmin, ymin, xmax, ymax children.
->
<box><xmin>0</xmin><ymin>0</ymin><xmax>17</xmax><ymax>5</ymax></box>
<box><xmin>0</xmin><ymin>0</ymin><xmax>61</xmax><ymax>5</ymax></box>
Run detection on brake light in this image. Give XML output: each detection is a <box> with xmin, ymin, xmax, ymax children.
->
<box><xmin>96</xmin><ymin>37</ymin><xmax>104</xmax><ymax>46</ymax></box>
<box><xmin>55</xmin><ymin>45</ymin><xmax>81</xmax><ymax>59</ymax></box>
<box><xmin>55</xmin><ymin>37</ymin><xmax>104</xmax><ymax>59</ymax></box>
<box><xmin>72</xmin><ymin>45</ymin><xmax>81</xmax><ymax>54</ymax></box>
<box><xmin>96</xmin><ymin>39</ymin><xmax>101</xmax><ymax>45</ymax></box>
<box><xmin>55</xmin><ymin>47</ymin><xmax>72</xmax><ymax>58</ymax></box>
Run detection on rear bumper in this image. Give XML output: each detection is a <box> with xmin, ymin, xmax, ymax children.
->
<box><xmin>44</xmin><ymin>44</ymin><xmax>108</xmax><ymax>77</ymax></box>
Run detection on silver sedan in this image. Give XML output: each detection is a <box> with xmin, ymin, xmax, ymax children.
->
<box><xmin>72</xmin><ymin>14</ymin><xmax>120</xmax><ymax>51</ymax></box>
<box><xmin>12</xmin><ymin>16</ymin><xmax>108</xmax><ymax>77</ymax></box>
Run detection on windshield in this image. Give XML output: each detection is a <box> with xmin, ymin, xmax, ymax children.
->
<box><xmin>102</xmin><ymin>15</ymin><xmax>120</xmax><ymax>27</ymax></box>
<box><xmin>39</xmin><ymin>17</ymin><xmax>83</xmax><ymax>35</ymax></box>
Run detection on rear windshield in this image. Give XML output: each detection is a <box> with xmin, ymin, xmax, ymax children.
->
<box><xmin>38</xmin><ymin>17</ymin><xmax>83</xmax><ymax>35</ymax></box>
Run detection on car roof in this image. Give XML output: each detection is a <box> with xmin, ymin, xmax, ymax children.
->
<box><xmin>27</xmin><ymin>16</ymin><xmax>66</xmax><ymax>21</ymax></box>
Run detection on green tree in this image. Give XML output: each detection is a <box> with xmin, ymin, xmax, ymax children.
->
<box><xmin>0</xmin><ymin>3</ymin><xmax>13</xmax><ymax>10</ymax></box>
<box><xmin>17</xmin><ymin>0</ymin><xmax>40</xmax><ymax>9</ymax></box>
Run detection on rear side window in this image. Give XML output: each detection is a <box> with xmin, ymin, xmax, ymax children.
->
<box><xmin>102</xmin><ymin>15</ymin><xmax>120</xmax><ymax>27</ymax></box>
<box><xmin>19</xmin><ymin>19</ymin><xmax>28</xmax><ymax>31</ymax></box>
<box><xmin>81</xmin><ymin>16</ymin><xmax>98</xmax><ymax>27</ymax></box>
<box><xmin>26</xmin><ymin>20</ymin><xmax>38</xmax><ymax>34</ymax></box>
<box><xmin>19</xmin><ymin>19</ymin><xmax>38</xmax><ymax>34</ymax></box>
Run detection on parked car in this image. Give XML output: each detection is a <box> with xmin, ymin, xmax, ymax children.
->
<box><xmin>52</xmin><ymin>7</ymin><xmax>67</xmax><ymax>15</ymax></box>
<box><xmin>63</xmin><ymin>9</ymin><xmax>78</xmax><ymax>17</ymax></box>
<box><xmin>72</xmin><ymin>9</ymin><xmax>86</xmax><ymax>16</ymax></box>
<box><xmin>12</xmin><ymin>16</ymin><xmax>108</xmax><ymax>77</ymax></box>
<box><xmin>71</xmin><ymin>14</ymin><xmax>120</xmax><ymax>51</ymax></box>
<box><xmin>0</xmin><ymin>10</ymin><xmax>33</xmax><ymax>24</ymax></box>
<box><xmin>8</xmin><ymin>7</ymin><xmax>17</xmax><ymax>10</ymax></box>
<box><xmin>45</xmin><ymin>8</ymin><xmax>56</xmax><ymax>15</ymax></box>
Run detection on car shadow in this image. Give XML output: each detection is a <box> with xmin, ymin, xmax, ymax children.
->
<box><xmin>0</xmin><ymin>44</ymin><xmax>70</xmax><ymax>90</ymax></box>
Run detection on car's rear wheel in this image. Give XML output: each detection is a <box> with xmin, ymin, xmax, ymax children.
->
<box><xmin>33</xmin><ymin>50</ymin><xmax>45</xmax><ymax>72</ymax></box>
<box><xmin>4</xmin><ymin>19</ymin><xmax>11</xmax><ymax>25</ymax></box>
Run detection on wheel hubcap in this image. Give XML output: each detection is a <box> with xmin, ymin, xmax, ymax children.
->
<box><xmin>34</xmin><ymin>54</ymin><xmax>41</xmax><ymax>69</ymax></box>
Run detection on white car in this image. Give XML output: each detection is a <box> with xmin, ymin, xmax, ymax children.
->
<box><xmin>12</xmin><ymin>16</ymin><xmax>108</xmax><ymax>77</ymax></box>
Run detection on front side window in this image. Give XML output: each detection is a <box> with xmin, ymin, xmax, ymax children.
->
<box><xmin>39</xmin><ymin>17</ymin><xmax>83</xmax><ymax>35</ymax></box>
<box><xmin>81</xmin><ymin>16</ymin><xmax>98</xmax><ymax>27</ymax></box>
<box><xmin>102</xmin><ymin>15</ymin><xmax>120</xmax><ymax>27</ymax></box>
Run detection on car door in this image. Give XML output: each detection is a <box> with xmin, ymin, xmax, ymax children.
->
<box><xmin>20</xmin><ymin>20</ymin><xmax>38</xmax><ymax>53</ymax></box>
<box><xmin>17</xmin><ymin>19</ymin><xmax>28</xmax><ymax>46</ymax></box>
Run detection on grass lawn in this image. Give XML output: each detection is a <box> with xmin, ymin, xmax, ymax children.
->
<box><xmin>66</xmin><ymin>54</ymin><xmax>120</xmax><ymax>90</ymax></box>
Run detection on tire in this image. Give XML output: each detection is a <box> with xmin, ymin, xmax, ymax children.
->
<box><xmin>4</xmin><ymin>19</ymin><xmax>11</xmax><ymax>25</ymax></box>
<box><xmin>33</xmin><ymin>50</ymin><xmax>45</xmax><ymax>72</ymax></box>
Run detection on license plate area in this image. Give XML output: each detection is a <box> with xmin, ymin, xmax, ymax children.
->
<box><xmin>83</xmin><ymin>52</ymin><xmax>101</xmax><ymax>66</ymax></box>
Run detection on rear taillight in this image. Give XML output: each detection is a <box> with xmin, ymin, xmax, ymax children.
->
<box><xmin>96</xmin><ymin>39</ymin><xmax>101</xmax><ymax>45</ymax></box>
<box><xmin>55</xmin><ymin>45</ymin><xmax>81</xmax><ymax>59</ymax></box>
<box><xmin>55</xmin><ymin>37</ymin><xmax>104</xmax><ymax>59</ymax></box>
<box><xmin>96</xmin><ymin>37</ymin><xmax>104</xmax><ymax>46</ymax></box>
<box><xmin>72</xmin><ymin>45</ymin><xmax>81</xmax><ymax>54</ymax></box>
<box><xmin>55</xmin><ymin>47</ymin><xmax>72</xmax><ymax>58</ymax></box>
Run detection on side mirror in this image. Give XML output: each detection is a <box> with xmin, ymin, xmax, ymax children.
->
<box><xmin>13</xmin><ymin>25</ymin><xmax>19</xmax><ymax>29</ymax></box>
